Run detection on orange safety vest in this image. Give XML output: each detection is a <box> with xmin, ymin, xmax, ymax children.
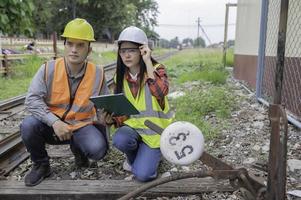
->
<box><xmin>44</xmin><ymin>57</ymin><xmax>104</xmax><ymax>131</ymax></box>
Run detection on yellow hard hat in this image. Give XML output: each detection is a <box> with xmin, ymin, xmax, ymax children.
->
<box><xmin>61</xmin><ymin>18</ymin><xmax>95</xmax><ymax>41</ymax></box>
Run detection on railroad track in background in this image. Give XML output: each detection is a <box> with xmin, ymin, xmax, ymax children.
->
<box><xmin>0</xmin><ymin>51</ymin><xmax>177</xmax><ymax>179</ymax></box>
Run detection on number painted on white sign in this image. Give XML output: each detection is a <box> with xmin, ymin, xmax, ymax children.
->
<box><xmin>160</xmin><ymin>121</ymin><xmax>205</xmax><ymax>165</ymax></box>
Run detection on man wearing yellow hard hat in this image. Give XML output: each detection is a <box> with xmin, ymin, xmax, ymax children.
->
<box><xmin>20</xmin><ymin>18</ymin><xmax>109</xmax><ymax>186</ymax></box>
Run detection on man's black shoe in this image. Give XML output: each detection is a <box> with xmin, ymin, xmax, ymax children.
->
<box><xmin>74</xmin><ymin>152</ymin><xmax>89</xmax><ymax>168</ymax></box>
<box><xmin>24</xmin><ymin>163</ymin><xmax>51</xmax><ymax>187</ymax></box>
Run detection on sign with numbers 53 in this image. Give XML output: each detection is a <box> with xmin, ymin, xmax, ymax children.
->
<box><xmin>160</xmin><ymin>121</ymin><xmax>205</xmax><ymax>165</ymax></box>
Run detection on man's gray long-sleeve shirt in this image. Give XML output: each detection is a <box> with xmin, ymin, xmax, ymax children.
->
<box><xmin>25</xmin><ymin>62</ymin><xmax>109</xmax><ymax>127</ymax></box>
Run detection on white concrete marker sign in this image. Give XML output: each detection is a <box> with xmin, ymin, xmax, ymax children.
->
<box><xmin>160</xmin><ymin>121</ymin><xmax>205</xmax><ymax>165</ymax></box>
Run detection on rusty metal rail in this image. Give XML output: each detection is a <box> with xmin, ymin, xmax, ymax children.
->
<box><xmin>267</xmin><ymin>104</ymin><xmax>288</xmax><ymax>200</ymax></box>
<box><xmin>0</xmin><ymin>95</ymin><xmax>26</xmax><ymax>111</ymax></box>
<box><xmin>0</xmin><ymin>131</ymin><xmax>29</xmax><ymax>177</ymax></box>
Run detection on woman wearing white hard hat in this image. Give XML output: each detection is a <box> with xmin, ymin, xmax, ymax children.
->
<box><xmin>112</xmin><ymin>26</ymin><xmax>174</xmax><ymax>182</ymax></box>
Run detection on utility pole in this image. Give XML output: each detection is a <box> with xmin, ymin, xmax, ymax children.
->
<box><xmin>196</xmin><ymin>17</ymin><xmax>211</xmax><ymax>47</ymax></box>
<box><xmin>197</xmin><ymin>17</ymin><xmax>200</xmax><ymax>46</ymax></box>
<box><xmin>223</xmin><ymin>3</ymin><xmax>237</xmax><ymax>67</ymax></box>
<box><xmin>199</xmin><ymin>24</ymin><xmax>212</xmax><ymax>46</ymax></box>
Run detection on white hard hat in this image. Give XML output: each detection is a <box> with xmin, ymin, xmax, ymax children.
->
<box><xmin>118</xmin><ymin>26</ymin><xmax>148</xmax><ymax>45</ymax></box>
<box><xmin>160</xmin><ymin>121</ymin><xmax>205</xmax><ymax>165</ymax></box>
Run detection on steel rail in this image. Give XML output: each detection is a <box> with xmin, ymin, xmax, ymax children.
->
<box><xmin>0</xmin><ymin>130</ymin><xmax>28</xmax><ymax>177</ymax></box>
<box><xmin>0</xmin><ymin>95</ymin><xmax>26</xmax><ymax>111</ymax></box>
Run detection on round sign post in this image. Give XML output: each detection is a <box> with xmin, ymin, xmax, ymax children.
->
<box><xmin>160</xmin><ymin>121</ymin><xmax>205</xmax><ymax>165</ymax></box>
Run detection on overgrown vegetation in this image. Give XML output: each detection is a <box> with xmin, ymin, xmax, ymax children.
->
<box><xmin>226</xmin><ymin>48</ymin><xmax>234</xmax><ymax>66</ymax></box>
<box><xmin>0</xmin><ymin>46</ymin><xmax>122</xmax><ymax>100</ymax></box>
<box><xmin>11</xmin><ymin>56</ymin><xmax>45</xmax><ymax>78</ymax></box>
<box><xmin>174</xmin><ymin>86</ymin><xmax>235</xmax><ymax>139</ymax></box>
<box><xmin>162</xmin><ymin>48</ymin><xmax>236</xmax><ymax>140</ymax></box>
<box><xmin>177</xmin><ymin>68</ymin><xmax>228</xmax><ymax>84</ymax></box>
<box><xmin>90</xmin><ymin>50</ymin><xmax>117</xmax><ymax>65</ymax></box>
<box><xmin>0</xmin><ymin>56</ymin><xmax>45</xmax><ymax>100</ymax></box>
<box><xmin>0</xmin><ymin>47</ymin><xmax>172</xmax><ymax>100</ymax></box>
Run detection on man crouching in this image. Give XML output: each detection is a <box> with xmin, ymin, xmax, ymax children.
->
<box><xmin>20</xmin><ymin>18</ymin><xmax>109</xmax><ymax>186</ymax></box>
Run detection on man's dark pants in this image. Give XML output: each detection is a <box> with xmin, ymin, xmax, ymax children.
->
<box><xmin>20</xmin><ymin>116</ymin><xmax>108</xmax><ymax>165</ymax></box>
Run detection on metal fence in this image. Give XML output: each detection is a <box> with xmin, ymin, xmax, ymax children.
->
<box><xmin>256</xmin><ymin>0</ymin><xmax>301</xmax><ymax>126</ymax></box>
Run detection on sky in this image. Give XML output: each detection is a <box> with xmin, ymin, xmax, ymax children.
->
<box><xmin>154</xmin><ymin>0</ymin><xmax>237</xmax><ymax>44</ymax></box>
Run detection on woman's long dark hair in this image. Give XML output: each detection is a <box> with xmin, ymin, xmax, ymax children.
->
<box><xmin>115</xmin><ymin>42</ymin><xmax>158</xmax><ymax>94</ymax></box>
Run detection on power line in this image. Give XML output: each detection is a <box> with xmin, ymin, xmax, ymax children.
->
<box><xmin>199</xmin><ymin>23</ymin><xmax>212</xmax><ymax>45</ymax></box>
<box><xmin>195</xmin><ymin>17</ymin><xmax>212</xmax><ymax>45</ymax></box>
<box><xmin>157</xmin><ymin>23</ymin><xmax>235</xmax><ymax>28</ymax></box>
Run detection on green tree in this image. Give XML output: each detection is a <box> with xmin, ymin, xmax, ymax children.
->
<box><xmin>129</xmin><ymin>0</ymin><xmax>158</xmax><ymax>27</ymax></box>
<box><xmin>227</xmin><ymin>39</ymin><xmax>235</xmax><ymax>48</ymax></box>
<box><xmin>182</xmin><ymin>38</ymin><xmax>193</xmax><ymax>47</ymax></box>
<box><xmin>169</xmin><ymin>37</ymin><xmax>180</xmax><ymax>48</ymax></box>
<box><xmin>0</xmin><ymin>0</ymin><xmax>35</xmax><ymax>36</ymax></box>
<box><xmin>32</xmin><ymin>0</ymin><xmax>56</xmax><ymax>38</ymax></box>
<box><xmin>193</xmin><ymin>37</ymin><xmax>206</xmax><ymax>48</ymax></box>
<box><xmin>31</xmin><ymin>0</ymin><xmax>159</xmax><ymax>41</ymax></box>
<box><xmin>77</xmin><ymin>0</ymin><xmax>133</xmax><ymax>42</ymax></box>
<box><xmin>159</xmin><ymin>38</ymin><xmax>170</xmax><ymax>48</ymax></box>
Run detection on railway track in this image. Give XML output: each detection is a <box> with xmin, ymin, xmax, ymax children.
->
<box><xmin>2</xmin><ymin>51</ymin><xmax>234</xmax><ymax>200</ymax></box>
<box><xmin>1</xmin><ymin>50</ymin><xmax>281</xmax><ymax>200</ymax></box>
<box><xmin>2</xmin><ymin>50</ymin><xmax>276</xmax><ymax>200</ymax></box>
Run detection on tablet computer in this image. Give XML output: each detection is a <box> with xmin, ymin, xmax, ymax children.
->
<box><xmin>90</xmin><ymin>93</ymin><xmax>139</xmax><ymax>116</ymax></box>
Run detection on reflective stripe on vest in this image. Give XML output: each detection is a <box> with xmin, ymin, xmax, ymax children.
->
<box><xmin>123</xmin><ymin>73</ymin><xmax>174</xmax><ymax>148</ymax></box>
<box><xmin>45</xmin><ymin>57</ymin><xmax>104</xmax><ymax>131</ymax></box>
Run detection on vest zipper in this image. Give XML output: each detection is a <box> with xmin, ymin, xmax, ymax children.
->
<box><xmin>61</xmin><ymin>60</ymin><xmax>87</xmax><ymax>121</ymax></box>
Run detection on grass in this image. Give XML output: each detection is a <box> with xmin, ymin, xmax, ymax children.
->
<box><xmin>226</xmin><ymin>48</ymin><xmax>234</xmax><ymax>66</ymax></box>
<box><xmin>0</xmin><ymin>78</ymin><xmax>32</xmax><ymax>99</ymax></box>
<box><xmin>164</xmin><ymin>49</ymin><xmax>229</xmax><ymax>85</ymax></box>
<box><xmin>173</xmin><ymin>86</ymin><xmax>235</xmax><ymax>139</ymax></box>
<box><xmin>177</xmin><ymin>68</ymin><xmax>228</xmax><ymax>84</ymax></box>
<box><xmin>12</xmin><ymin>56</ymin><xmax>45</xmax><ymax>77</ymax></box>
<box><xmin>0</xmin><ymin>55</ymin><xmax>46</xmax><ymax>100</ymax></box>
<box><xmin>0</xmin><ymin>49</ymin><xmax>119</xmax><ymax>100</ymax></box>
<box><xmin>163</xmin><ymin>48</ymin><xmax>236</xmax><ymax>140</ymax></box>
<box><xmin>152</xmin><ymin>48</ymin><xmax>174</xmax><ymax>57</ymax></box>
<box><xmin>89</xmin><ymin>50</ymin><xmax>117</xmax><ymax>65</ymax></box>
<box><xmin>0</xmin><ymin>46</ymin><xmax>174</xmax><ymax>101</ymax></box>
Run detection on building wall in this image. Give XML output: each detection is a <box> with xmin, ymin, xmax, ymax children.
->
<box><xmin>233</xmin><ymin>0</ymin><xmax>261</xmax><ymax>88</ymax></box>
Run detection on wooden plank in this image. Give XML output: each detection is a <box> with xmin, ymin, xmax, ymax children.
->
<box><xmin>0</xmin><ymin>178</ymin><xmax>234</xmax><ymax>200</ymax></box>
